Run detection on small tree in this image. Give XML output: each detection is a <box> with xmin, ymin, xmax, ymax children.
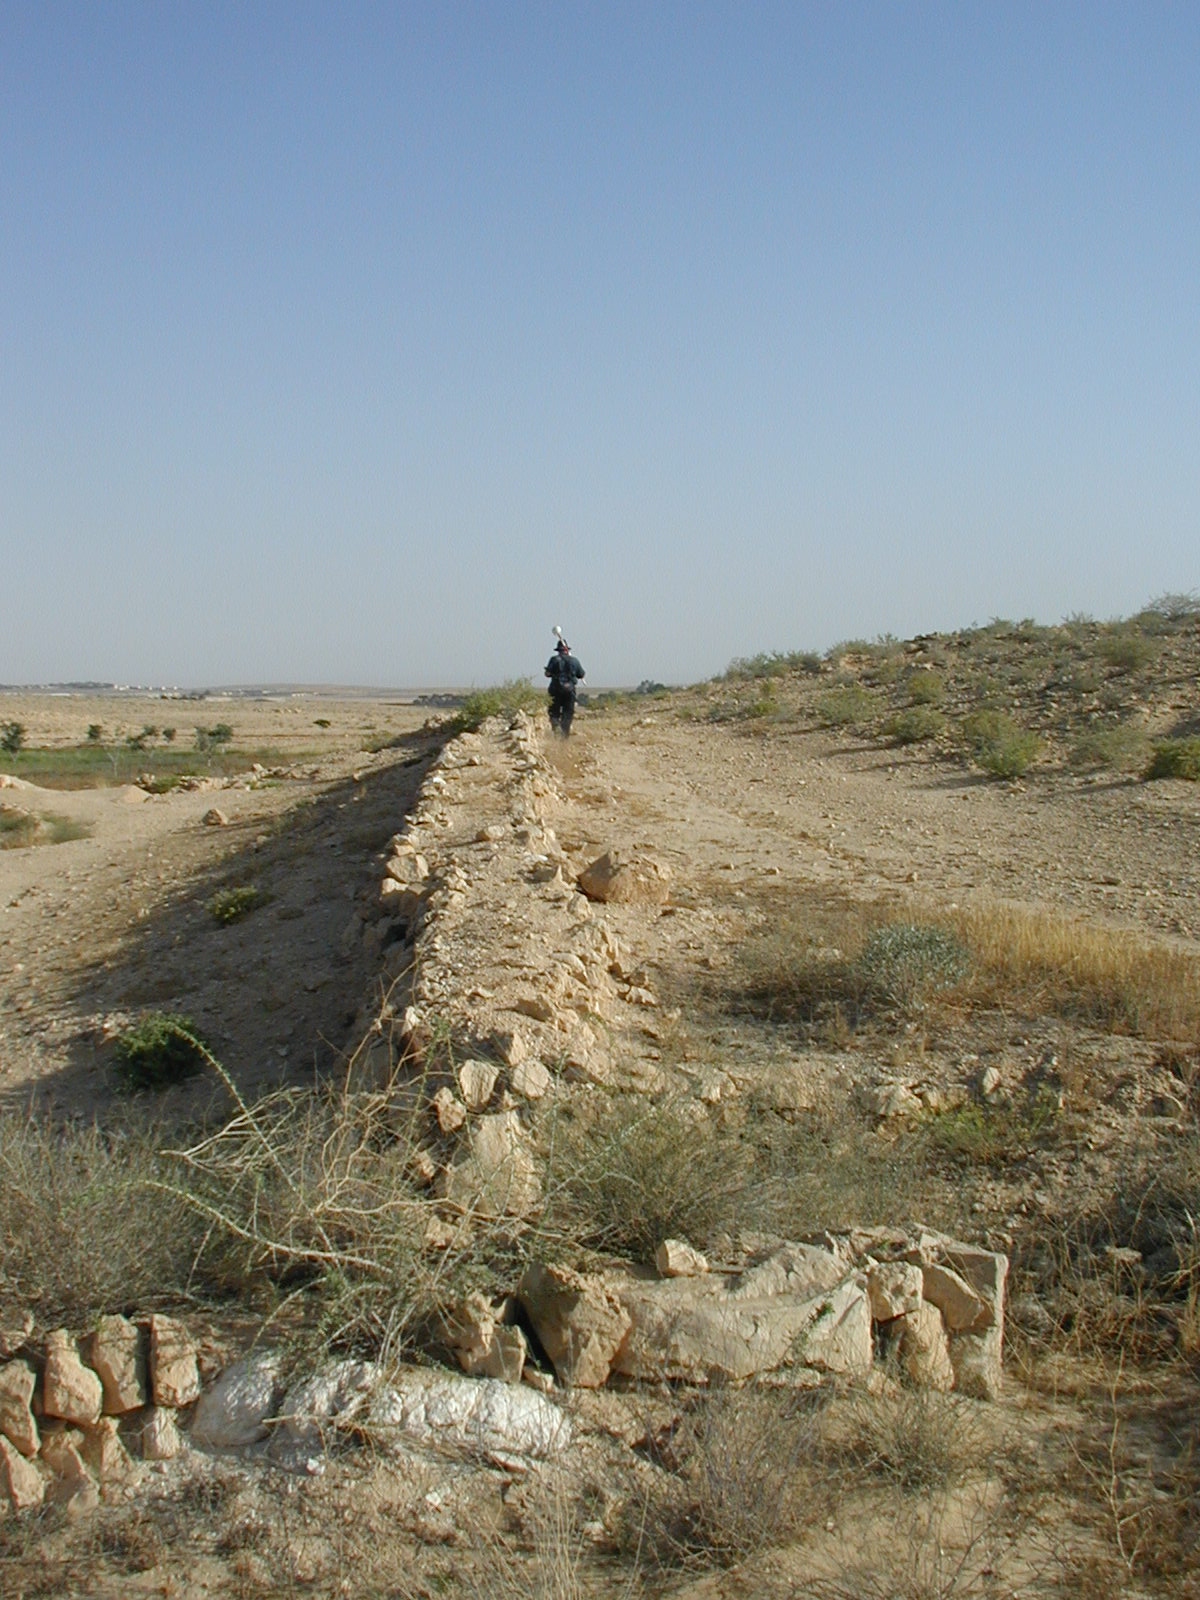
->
<box><xmin>86</xmin><ymin>723</ymin><xmax>104</xmax><ymax>744</ymax></box>
<box><xmin>1</xmin><ymin>722</ymin><xmax>25</xmax><ymax>756</ymax></box>
<box><xmin>161</xmin><ymin>727</ymin><xmax>176</xmax><ymax>743</ymax></box>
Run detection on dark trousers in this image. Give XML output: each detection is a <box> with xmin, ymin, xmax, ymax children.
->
<box><xmin>548</xmin><ymin>690</ymin><xmax>576</xmax><ymax>737</ymax></box>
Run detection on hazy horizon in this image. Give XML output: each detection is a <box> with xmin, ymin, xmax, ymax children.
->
<box><xmin>4</xmin><ymin>5</ymin><xmax>1197</xmax><ymax>688</ymax></box>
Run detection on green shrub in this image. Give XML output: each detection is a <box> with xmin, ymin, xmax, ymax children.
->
<box><xmin>207</xmin><ymin>884</ymin><xmax>263</xmax><ymax>924</ymax></box>
<box><xmin>815</xmin><ymin>684</ymin><xmax>877</xmax><ymax>729</ymax></box>
<box><xmin>1</xmin><ymin>721</ymin><xmax>25</xmax><ymax>756</ymax></box>
<box><xmin>0</xmin><ymin>808</ymin><xmax>39</xmax><ymax>848</ymax></box>
<box><xmin>960</xmin><ymin>709</ymin><xmax>1042</xmax><ymax>777</ymax></box>
<box><xmin>920</xmin><ymin>1088</ymin><xmax>1061</xmax><ymax>1168</ymax></box>
<box><xmin>1098</xmin><ymin>630</ymin><xmax>1158</xmax><ymax>673</ymax></box>
<box><xmin>883</xmin><ymin>706</ymin><xmax>946</xmax><ymax>745</ymax></box>
<box><xmin>87</xmin><ymin>723</ymin><xmax>104</xmax><ymax>743</ymax></box>
<box><xmin>1068</xmin><ymin>724</ymin><xmax>1150</xmax><ymax>772</ymax></box>
<box><xmin>905</xmin><ymin>669</ymin><xmax>945</xmax><ymax>705</ymax></box>
<box><xmin>852</xmin><ymin>923</ymin><xmax>970</xmax><ymax>1015</ymax></box>
<box><xmin>114</xmin><ymin>1013</ymin><xmax>210</xmax><ymax>1091</ymax></box>
<box><xmin>194</xmin><ymin>722</ymin><xmax>234</xmax><ymax>752</ymax></box>
<box><xmin>450</xmin><ymin>681</ymin><xmax>543</xmax><ymax>733</ymax></box>
<box><xmin>1145</xmin><ymin>738</ymin><xmax>1200</xmax><ymax>781</ymax></box>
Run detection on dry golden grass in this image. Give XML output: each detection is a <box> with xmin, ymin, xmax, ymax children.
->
<box><xmin>731</xmin><ymin>885</ymin><xmax>1200</xmax><ymax>1047</ymax></box>
<box><xmin>944</xmin><ymin>900</ymin><xmax>1200</xmax><ymax>1045</ymax></box>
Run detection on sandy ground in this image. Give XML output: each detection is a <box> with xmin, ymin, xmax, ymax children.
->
<box><xmin>2</xmin><ymin>691</ymin><xmax>1199</xmax><ymax>1121</ymax></box>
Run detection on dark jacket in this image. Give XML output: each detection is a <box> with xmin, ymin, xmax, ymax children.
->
<box><xmin>545</xmin><ymin>651</ymin><xmax>585</xmax><ymax>695</ymax></box>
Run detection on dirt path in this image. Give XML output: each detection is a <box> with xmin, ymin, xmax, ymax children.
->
<box><xmin>563</xmin><ymin>711</ymin><xmax>1200</xmax><ymax>944</ymax></box>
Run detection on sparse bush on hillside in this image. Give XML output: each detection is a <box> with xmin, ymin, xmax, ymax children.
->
<box><xmin>1139</xmin><ymin>589</ymin><xmax>1200</xmax><ymax>624</ymax></box>
<box><xmin>905</xmin><ymin>669</ymin><xmax>945</xmax><ymax>704</ymax></box>
<box><xmin>1</xmin><ymin>721</ymin><xmax>26</xmax><ymax>756</ymax></box>
<box><xmin>1097</xmin><ymin>629</ymin><xmax>1159</xmax><ymax>674</ymax></box>
<box><xmin>1145</xmin><ymin>738</ymin><xmax>1200</xmax><ymax>781</ymax></box>
<box><xmin>854</xmin><ymin>923</ymin><xmax>970</xmax><ymax>1016</ymax></box>
<box><xmin>616</xmin><ymin>1386</ymin><xmax>826</xmax><ymax>1570</ymax></box>
<box><xmin>725</xmin><ymin>649</ymin><xmax>822</xmax><ymax>681</ymax></box>
<box><xmin>538</xmin><ymin>1095</ymin><xmax>753</xmax><ymax>1262</ymax></box>
<box><xmin>730</xmin><ymin>888</ymin><xmax>1200</xmax><ymax>1046</ymax></box>
<box><xmin>1068</xmin><ymin>724</ymin><xmax>1150</xmax><ymax>773</ymax></box>
<box><xmin>207</xmin><ymin>884</ymin><xmax>264</xmax><ymax>924</ymax></box>
<box><xmin>816</xmin><ymin>684</ymin><xmax>877</xmax><ymax>729</ymax></box>
<box><xmin>960</xmin><ymin>708</ymin><xmax>1042</xmax><ymax>777</ymax></box>
<box><xmin>114</xmin><ymin>1013</ymin><xmax>210</xmax><ymax>1091</ymax></box>
<box><xmin>883</xmin><ymin>705</ymin><xmax>946</xmax><ymax>745</ymax></box>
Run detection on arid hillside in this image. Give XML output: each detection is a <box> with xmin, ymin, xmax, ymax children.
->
<box><xmin>1</xmin><ymin>605</ymin><xmax>1199</xmax><ymax>1599</ymax></box>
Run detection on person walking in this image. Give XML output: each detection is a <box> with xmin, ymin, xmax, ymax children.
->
<box><xmin>544</xmin><ymin>634</ymin><xmax>585</xmax><ymax>737</ymax></box>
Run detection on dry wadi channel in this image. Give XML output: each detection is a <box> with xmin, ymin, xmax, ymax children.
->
<box><xmin>1</xmin><ymin>683</ymin><xmax>1199</xmax><ymax>1597</ymax></box>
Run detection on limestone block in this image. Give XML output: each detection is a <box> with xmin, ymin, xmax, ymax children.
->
<box><xmin>88</xmin><ymin>1314</ymin><xmax>147</xmax><ymax>1413</ymax></box>
<box><xmin>577</xmin><ymin>850</ymin><xmax>671</xmax><ymax>906</ymax></box>
<box><xmin>0</xmin><ymin>1360</ymin><xmax>39</xmax><ymax>1456</ymax></box>
<box><xmin>80</xmin><ymin>1415</ymin><xmax>135</xmax><ymax>1486</ymax></box>
<box><xmin>148</xmin><ymin>1316</ymin><xmax>201</xmax><ymax>1408</ymax></box>
<box><xmin>730</xmin><ymin>1244</ymin><xmax>850</xmax><ymax>1301</ymax></box>
<box><xmin>654</xmin><ymin>1240</ymin><xmax>710</xmax><ymax>1278</ymax></box>
<box><xmin>139</xmin><ymin>1406</ymin><xmax>183</xmax><ymax>1460</ymax></box>
<box><xmin>438</xmin><ymin>1112</ymin><xmax>542</xmax><ymax>1219</ymax></box>
<box><xmin>432</xmin><ymin>1086</ymin><xmax>467</xmax><ymax>1134</ymax></box>
<box><xmin>270</xmin><ymin>1359</ymin><xmax>378</xmax><ymax>1465</ymax></box>
<box><xmin>866</xmin><ymin>1261</ymin><xmax>924</xmax><ymax>1322</ymax></box>
<box><xmin>0</xmin><ymin>1435</ymin><xmax>45</xmax><ymax>1511</ymax></box>
<box><xmin>611</xmin><ymin>1272</ymin><xmax>873</xmax><ymax>1384</ymax></box>
<box><xmin>457</xmin><ymin>1058</ymin><xmax>499</xmax><ymax>1111</ymax></box>
<box><xmin>511</xmin><ymin>1058</ymin><xmax>551</xmax><ymax>1100</ymax></box>
<box><xmin>518</xmin><ymin>1265</ymin><xmax>632</xmax><ymax>1389</ymax></box>
<box><xmin>918</xmin><ymin>1262</ymin><xmax>990</xmax><ymax>1332</ymax></box>
<box><xmin>191</xmin><ymin>1353</ymin><xmax>284</xmax><ymax>1449</ymax></box>
<box><xmin>43</xmin><ymin>1330</ymin><xmax>103</xmax><ymax>1426</ymax></box>
<box><xmin>949</xmin><ymin>1324</ymin><xmax>1004</xmax><ymax>1400</ymax></box>
<box><xmin>891</xmin><ymin>1302</ymin><xmax>955</xmax><ymax>1392</ymax></box>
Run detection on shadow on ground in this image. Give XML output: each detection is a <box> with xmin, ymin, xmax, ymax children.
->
<box><xmin>3</xmin><ymin>728</ymin><xmax>443</xmax><ymax>1121</ymax></box>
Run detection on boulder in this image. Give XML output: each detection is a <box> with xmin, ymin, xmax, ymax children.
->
<box><xmin>518</xmin><ymin>1264</ymin><xmax>632</xmax><ymax>1389</ymax></box>
<box><xmin>916</xmin><ymin>1261</ymin><xmax>990</xmax><ymax>1332</ymax></box>
<box><xmin>949</xmin><ymin>1324</ymin><xmax>1004</xmax><ymax>1401</ymax></box>
<box><xmin>43</xmin><ymin>1330</ymin><xmax>103</xmax><ymax>1426</ymax></box>
<box><xmin>367</xmin><ymin>1368</ymin><xmax>571</xmax><ymax>1462</ymax></box>
<box><xmin>438</xmin><ymin>1111</ymin><xmax>542</xmax><ymax>1219</ymax></box>
<box><xmin>511</xmin><ymin>1057</ymin><xmax>552</xmax><ymax>1100</ymax></box>
<box><xmin>191</xmin><ymin>1353</ymin><xmax>284</xmax><ymax>1449</ymax></box>
<box><xmin>148</xmin><ymin>1316</ymin><xmax>201</xmax><ymax>1408</ymax></box>
<box><xmin>0</xmin><ymin>1360</ymin><xmax>39</xmax><ymax>1456</ymax></box>
<box><xmin>88</xmin><ymin>1314</ymin><xmax>147</xmax><ymax>1413</ymax></box>
<box><xmin>578</xmin><ymin>851</ymin><xmax>671</xmax><ymax>907</ymax></box>
<box><xmin>270</xmin><ymin>1359</ymin><xmax>378</xmax><ymax>1466</ymax></box>
<box><xmin>0</xmin><ymin>1435</ymin><xmax>45</xmax><ymax>1511</ymax></box>
<box><xmin>432</xmin><ymin>1086</ymin><xmax>467</xmax><ymax>1134</ymax></box>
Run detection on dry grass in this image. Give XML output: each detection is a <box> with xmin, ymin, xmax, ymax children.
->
<box><xmin>945</xmin><ymin>900</ymin><xmax>1200</xmax><ymax>1045</ymax></box>
<box><xmin>731</xmin><ymin>886</ymin><xmax>1200</xmax><ymax>1047</ymax></box>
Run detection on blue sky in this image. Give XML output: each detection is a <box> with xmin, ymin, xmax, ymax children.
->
<box><xmin>2</xmin><ymin>3</ymin><xmax>1197</xmax><ymax>688</ymax></box>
